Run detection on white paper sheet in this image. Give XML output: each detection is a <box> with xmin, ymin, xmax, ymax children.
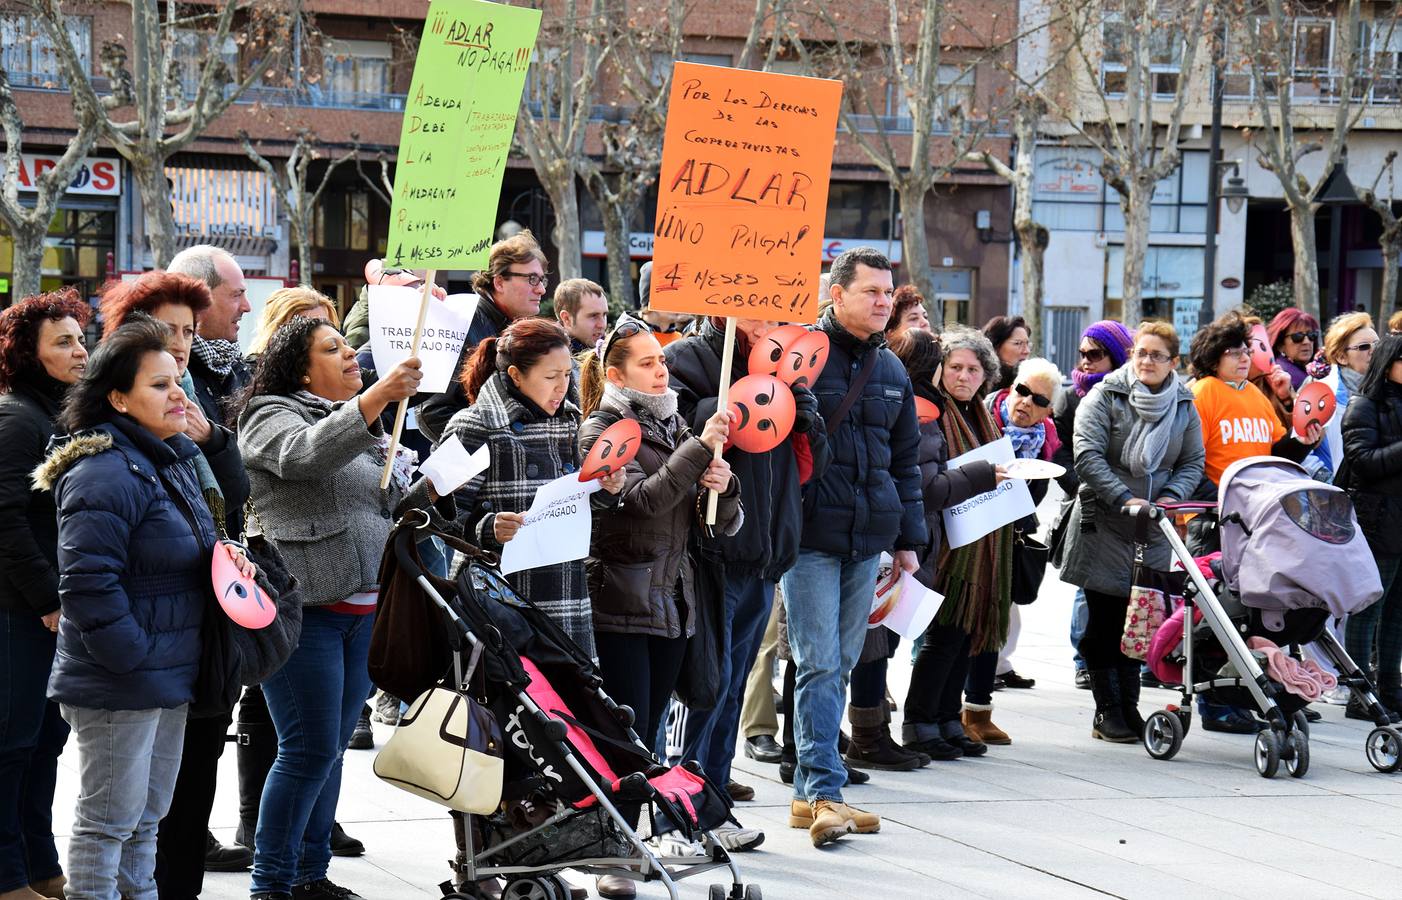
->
<box><xmin>418</xmin><ymin>436</ymin><xmax>490</xmax><ymax>496</ymax></box>
<box><xmin>499</xmin><ymin>473</ymin><xmax>603</xmax><ymax>576</ymax></box>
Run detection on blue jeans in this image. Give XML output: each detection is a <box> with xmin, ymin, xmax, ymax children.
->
<box><xmin>780</xmin><ymin>551</ymin><xmax>881</xmax><ymax>804</ymax></box>
<box><xmin>61</xmin><ymin>704</ymin><xmax>188</xmax><ymax>900</ymax></box>
<box><xmin>0</xmin><ymin>610</ymin><xmax>68</xmax><ymax>891</ymax></box>
<box><xmin>1070</xmin><ymin>588</ymin><xmax>1088</xmax><ymax>671</ymax></box>
<box><xmin>253</xmin><ymin>609</ymin><xmax>374</xmax><ymax>892</ymax></box>
<box><xmin>681</xmin><ymin>574</ymin><xmax>775</xmax><ymax>787</ymax></box>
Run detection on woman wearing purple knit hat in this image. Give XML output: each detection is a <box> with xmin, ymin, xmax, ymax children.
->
<box><xmin>1049</xmin><ymin>319</ymin><xmax>1134</xmax><ymax>688</ymax></box>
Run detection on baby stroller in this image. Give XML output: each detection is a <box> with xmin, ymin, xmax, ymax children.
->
<box><xmin>1135</xmin><ymin>456</ymin><xmax>1401</xmax><ymax>777</ymax></box>
<box><xmin>383</xmin><ymin>515</ymin><xmax>759</xmax><ymax>900</ymax></box>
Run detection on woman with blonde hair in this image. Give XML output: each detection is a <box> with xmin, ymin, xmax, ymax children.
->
<box><xmin>247</xmin><ymin>287</ymin><xmax>340</xmax><ymax>357</ymax></box>
<box><xmin>1304</xmin><ymin>311</ymin><xmax>1377</xmax><ymax>479</ymax></box>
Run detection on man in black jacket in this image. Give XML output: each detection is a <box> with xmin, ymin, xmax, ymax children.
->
<box><xmin>665</xmin><ymin>316</ymin><xmax>831</xmax><ymax>827</ymax></box>
<box><xmin>415</xmin><ymin>231</ymin><xmax>547</xmax><ymax>443</ymax></box>
<box><xmin>779</xmin><ymin>248</ymin><xmax>927</xmax><ymax>847</ymax></box>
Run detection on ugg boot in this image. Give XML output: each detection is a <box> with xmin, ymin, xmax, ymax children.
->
<box><xmin>961</xmin><ymin>704</ymin><xmax>1011</xmax><ymax>745</ymax></box>
<box><xmin>1088</xmin><ymin>670</ymin><xmax>1137</xmax><ymax>742</ymax></box>
<box><xmin>844</xmin><ymin>705</ymin><xmax>925</xmax><ymax>771</ymax></box>
<box><xmin>1116</xmin><ymin>666</ymin><xmax>1146</xmax><ymax>736</ymax></box>
<box><xmin>235</xmin><ymin>719</ymin><xmax>278</xmax><ymax>849</ymax></box>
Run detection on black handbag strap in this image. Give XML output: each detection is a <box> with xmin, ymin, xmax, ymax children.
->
<box><xmin>825</xmin><ymin>348</ymin><xmax>880</xmax><ymax>436</ymax></box>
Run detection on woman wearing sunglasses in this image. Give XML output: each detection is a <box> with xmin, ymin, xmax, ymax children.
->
<box><xmin>1267</xmin><ymin>307</ymin><xmax>1321</xmax><ymax>390</ymax></box>
<box><xmin>1302</xmin><ymin>312</ymin><xmax>1378</xmax><ymax>480</ymax></box>
<box><xmin>1062</xmin><ymin>322</ymin><xmax>1204</xmax><ymax>743</ymax></box>
<box><xmin>1051</xmin><ymin>321</ymin><xmax>1135</xmax><ymax>689</ymax></box>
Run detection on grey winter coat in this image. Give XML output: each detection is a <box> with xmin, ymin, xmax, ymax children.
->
<box><xmin>1059</xmin><ymin>365</ymin><xmax>1205</xmax><ymax>596</ymax></box>
<box><xmin>239</xmin><ymin>392</ymin><xmax>437</xmax><ymax>606</ymax></box>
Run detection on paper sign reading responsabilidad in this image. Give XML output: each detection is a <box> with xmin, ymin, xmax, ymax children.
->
<box><xmin>499</xmin><ymin>474</ymin><xmax>603</xmax><ymax>576</ymax></box>
<box><xmin>943</xmin><ymin>436</ymin><xmax>1036</xmax><ymax>548</ymax></box>
<box><xmin>368</xmin><ymin>285</ymin><xmax>471</xmax><ymax>394</ymax></box>
<box><xmin>648</xmin><ymin>62</ymin><xmax>843</xmax><ymax>324</ymax></box>
<box><xmin>384</xmin><ymin>0</ymin><xmax>541</xmax><ymax>269</ymax></box>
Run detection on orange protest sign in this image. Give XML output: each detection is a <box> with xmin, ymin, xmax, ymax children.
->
<box><xmin>649</xmin><ymin>62</ymin><xmax>843</xmax><ymax>325</ymax></box>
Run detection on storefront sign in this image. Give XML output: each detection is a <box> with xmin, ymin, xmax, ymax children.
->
<box><xmin>165</xmin><ymin>166</ymin><xmax>281</xmax><ymax>251</ymax></box>
<box><xmin>583</xmin><ymin>231</ymin><xmax>902</xmax><ymax>265</ymax></box>
<box><xmin>15</xmin><ymin>154</ymin><xmax>120</xmax><ymax>196</ymax></box>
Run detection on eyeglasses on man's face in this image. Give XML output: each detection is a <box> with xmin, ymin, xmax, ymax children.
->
<box><xmin>502</xmin><ymin>270</ymin><xmax>550</xmax><ymax>288</ymax></box>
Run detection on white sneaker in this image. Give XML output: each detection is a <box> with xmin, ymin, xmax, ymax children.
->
<box><xmin>650</xmin><ymin>834</ymin><xmax>704</xmax><ymax>858</ymax></box>
<box><xmin>709</xmin><ymin>824</ymin><xmax>765</xmax><ymax>852</ymax></box>
<box><xmin>1323</xmin><ymin>686</ymin><xmax>1351</xmax><ymax>706</ymax></box>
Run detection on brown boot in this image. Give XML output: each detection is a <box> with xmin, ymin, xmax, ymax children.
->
<box><xmin>805</xmin><ymin>800</ymin><xmax>877</xmax><ymax>847</ymax></box>
<box><xmin>788</xmin><ymin>799</ymin><xmax>880</xmax><ymax>833</ymax></box>
<box><xmin>962</xmin><ymin>704</ymin><xmax>1011</xmax><ymax>745</ymax></box>
<box><xmin>844</xmin><ymin>705</ymin><xmax>925</xmax><ymax>771</ymax></box>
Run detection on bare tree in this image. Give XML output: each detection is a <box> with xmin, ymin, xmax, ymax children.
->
<box><xmin>27</xmin><ymin>0</ymin><xmax>304</xmax><ymax>267</ymax></box>
<box><xmin>239</xmin><ymin>130</ymin><xmax>355</xmax><ymax>285</ymax></box>
<box><xmin>515</xmin><ymin>0</ymin><xmax>611</xmax><ymax>280</ymax></box>
<box><xmin>0</xmin><ymin>62</ymin><xmax>102</xmax><ymax>300</ymax></box>
<box><xmin>972</xmin><ymin>95</ymin><xmax>1050</xmax><ymax>345</ymax></box>
<box><xmin>1360</xmin><ymin>150</ymin><xmax>1402</xmax><ymax>315</ymax></box>
<box><xmin>787</xmin><ymin>0</ymin><xmax>1010</xmax><ymax>309</ymax></box>
<box><xmin>1046</xmin><ymin>0</ymin><xmax>1211</xmax><ymax>326</ymax></box>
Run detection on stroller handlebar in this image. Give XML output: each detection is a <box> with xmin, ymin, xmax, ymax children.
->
<box><xmin>1120</xmin><ymin>500</ymin><xmax>1218</xmax><ymax>521</ymax></box>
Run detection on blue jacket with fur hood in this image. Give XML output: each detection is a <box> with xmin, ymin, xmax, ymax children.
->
<box><xmin>34</xmin><ymin>415</ymin><xmax>217</xmax><ymax>710</ymax></box>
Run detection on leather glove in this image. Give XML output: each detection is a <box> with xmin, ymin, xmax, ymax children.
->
<box><xmin>791</xmin><ymin>384</ymin><xmax>819</xmax><ymax>435</ymax></box>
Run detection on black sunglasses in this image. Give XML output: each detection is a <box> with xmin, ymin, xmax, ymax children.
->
<box><xmin>601</xmin><ymin>318</ymin><xmax>647</xmax><ymax>361</ymax></box>
<box><xmin>1287</xmin><ymin>330</ymin><xmax>1320</xmax><ymax>344</ymax></box>
<box><xmin>1078</xmin><ymin>346</ymin><xmax>1107</xmax><ymax>363</ymax></box>
<box><xmin>1015</xmin><ymin>382</ymin><xmax>1051</xmax><ymax>408</ymax></box>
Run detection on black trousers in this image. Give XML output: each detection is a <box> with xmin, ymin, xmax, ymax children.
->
<box><xmin>1079</xmin><ymin>589</ymin><xmax>1136</xmax><ymax>670</ymax></box>
<box><xmin>154</xmin><ymin>709</ymin><xmax>232</xmax><ymax>900</ymax></box>
<box><xmin>905</xmin><ymin>623</ymin><xmax>972</xmax><ymax>726</ymax></box>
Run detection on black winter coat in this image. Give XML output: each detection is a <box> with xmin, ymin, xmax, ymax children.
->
<box><xmin>580</xmin><ymin>390</ymin><xmax>742</xmax><ymax>639</ymax></box>
<box><xmin>912</xmin><ymin>386</ymin><xmax>998</xmax><ymax>592</ymax></box>
<box><xmin>799</xmin><ymin>313</ymin><xmax>927</xmax><ymax>559</ymax></box>
<box><xmin>416</xmin><ymin>292</ymin><xmax>512</xmax><ymax>443</ymax></box>
<box><xmin>0</xmin><ymin>376</ymin><xmax>67</xmax><ymax>615</ymax></box>
<box><xmin>666</xmin><ymin>317</ymin><xmax>832</xmax><ymax>579</ymax></box>
<box><xmin>1341</xmin><ymin>384</ymin><xmax>1402</xmax><ymax>556</ymax></box>
<box><xmin>34</xmin><ymin>415</ymin><xmax>219</xmax><ymax>710</ymax></box>
<box><xmin>187</xmin><ymin>347</ymin><xmax>251</xmax><ymax>538</ymax></box>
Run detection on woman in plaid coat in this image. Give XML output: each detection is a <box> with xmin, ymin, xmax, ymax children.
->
<box><xmin>442</xmin><ymin>318</ymin><xmax>624</xmax><ymax>657</ymax></box>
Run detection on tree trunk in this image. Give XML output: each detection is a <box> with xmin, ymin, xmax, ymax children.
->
<box><xmin>595</xmin><ymin>190</ymin><xmax>635</xmax><ymax>315</ymax></box>
<box><xmin>132</xmin><ymin>158</ymin><xmax>178</xmax><ymax>268</ymax></box>
<box><xmin>1017</xmin><ymin>222</ymin><xmax>1048</xmax><ymax>354</ymax></box>
<box><xmin>298</xmin><ymin>227</ymin><xmax>313</xmax><ymax>287</ymax></box>
<box><xmin>1119</xmin><ymin>184</ymin><xmax>1152</xmax><ymax>327</ymax></box>
<box><xmin>7</xmin><ymin>222</ymin><xmax>47</xmax><ymax>301</ymax></box>
<box><xmin>1382</xmin><ymin>240</ymin><xmax>1400</xmax><ymax>315</ymax></box>
<box><xmin>1288</xmin><ymin>201</ymin><xmax>1322</xmax><ymax>322</ymax></box>
<box><xmin>541</xmin><ymin>168</ymin><xmax>582</xmax><ymax>281</ymax></box>
<box><xmin>898</xmin><ymin>183</ymin><xmax>937</xmax><ymax>321</ymax></box>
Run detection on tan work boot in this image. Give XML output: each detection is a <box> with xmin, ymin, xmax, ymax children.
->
<box><xmin>962</xmin><ymin>704</ymin><xmax>1011</xmax><ymax>745</ymax></box>
<box><xmin>788</xmin><ymin>799</ymin><xmax>880</xmax><ymax>833</ymax></box>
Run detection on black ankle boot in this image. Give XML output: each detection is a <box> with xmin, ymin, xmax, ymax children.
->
<box><xmin>1116</xmin><ymin>666</ymin><xmax>1145</xmax><ymax>736</ymax></box>
<box><xmin>940</xmin><ymin>719</ymin><xmax>987</xmax><ymax>758</ymax></box>
<box><xmin>901</xmin><ymin>722</ymin><xmax>962</xmax><ymax>760</ymax></box>
<box><xmin>1088</xmin><ymin>670</ymin><xmax>1137</xmax><ymax>743</ymax></box>
<box><xmin>845</xmin><ymin>706</ymin><xmax>925</xmax><ymax>771</ymax></box>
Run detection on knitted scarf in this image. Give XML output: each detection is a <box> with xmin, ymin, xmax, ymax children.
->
<box><xmin>999</xmin><ymin>395</ymin><xmax>1047</xmax><ymax>458</ymax></box>
<box><xmin>179</xmin><ymin>369</ymin><xmax>227</xmax><ymax>537</ymax></box>
<box><xmin>934</xmin><ymin>386</ymin><xmax>1013</xmax><ymax>655</ymax></box>
<box><xmin>1124</xmin><ymin>371</ymin><xmax>1179</xmax><ymax>477</ymax></box>
<box><xmin>191</xmin><ymin>336</ymin><xmax>244</xmax><ymax>379</ymax></box>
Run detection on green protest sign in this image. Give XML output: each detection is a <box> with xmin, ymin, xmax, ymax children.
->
<box><xmin>385</xmin><ymin>0</ymin><xmax>541</xmax><ymax>269</ymax></box>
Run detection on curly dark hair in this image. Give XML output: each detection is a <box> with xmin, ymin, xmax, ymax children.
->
<box><xmin>0</xmin><ymin>289</ymin><xmax>92</xmax><ymax>393</ymax></box>
<box><xmin>238</xmin><ymin>316</ymin><xmax>329</xmax><ymax>413</ymax></box>
<box><xmin>1189</xmin><ymin>312</ymin><xmax>1251</xmax><ymax>379</ymax></box>
<box><xmin>885</xmin><ymin>284</ymin><xmax>928</xmax><ymax>336</ymax></box>
<box><xmin>100</xmin><ymin>271</ymin><xmax>212</xmax><ymax>337</ymax></box>
<box><xmin>59</xmin><ymin>318</ymin><xmax>170</xmax><ymax>433</ymax></box>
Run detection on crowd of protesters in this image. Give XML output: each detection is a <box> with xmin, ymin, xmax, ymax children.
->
<box><xmin>3</xmin><ymin>232</ymin><xmax>1401</xmax><ymax>900</ymax></box>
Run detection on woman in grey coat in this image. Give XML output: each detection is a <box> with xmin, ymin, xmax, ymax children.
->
<box><xmin>237</xmin><ymin>316</ymin><xmax>435</xmax><ymax>900</ymax></box>
<box><xmin>1061</xmin><ymin>321</ymin><xmax>1204</xmax><ymax>744</ymax></box>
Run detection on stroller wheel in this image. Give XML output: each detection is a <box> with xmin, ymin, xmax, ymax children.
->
<box><xmin>709</xmin><ymin>885</ymin><xmax>728</xmax><ymax>900</ymax></box>
<box><xmin>1292</xmin><ymin>710</ymin><xmax>1310</xmax><ymax>738</ymax></box>
<box><xmin>1143</xmin><ymin>710</ymin><xmax>1184</xmax><ymax>760</ymax></box>
<box><xmin>503</xmin><ymin>877</ymin><xmax>562</xmax><ymax>900</ymax></box>
<box><xmin>1285</xmin><ymin>731</ymin><xmax>1310</xmax><ymax>778</ymax></box>
<box><xmin>1366</xmin><ymin>726</ymin><xmax>1402</xmax><ymax>773</ymax></box>
<box><xmin>1254</xmin><ymin>731</ymin><xmax>1281</xmax><ymax>778</ymax></box>
<box><xmin>744</xmin><ymin>887</ymin><xmax>763</xmax><ymax>900</ymax></box>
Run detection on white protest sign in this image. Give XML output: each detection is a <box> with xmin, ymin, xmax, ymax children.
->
<box><xmin>868</xmin><ymin>553</ymin><xmax>945</xmax><ymax>639</ymax></box>
<box><xmin>499</xmin><ymin>473</ymin><xmax>603</xmax><ymax>576</ymax></box>
<box><xmin>942</xmin><ymin>435</ymin><xmax>1035</xmax><ymax>548</ymax></box>
<box><xmin>368</xmin><ymin>285</ymin><xmax>472</xmax><ymax>394</ymax></box>
<box><xmin>418</xmin><ymin>435</ymin><xmax>490</xmax><ymax>496</ymax></box>
<box><xmin>442</xmin><ymin>293</ymin><xmax>480</xmax><ymax>326</ymax></box>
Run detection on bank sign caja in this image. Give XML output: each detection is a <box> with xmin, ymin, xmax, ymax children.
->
<box><xmin>15</xmin><ymin>154</ymin><xmax>121</xmax><ymax>196</ymax></box>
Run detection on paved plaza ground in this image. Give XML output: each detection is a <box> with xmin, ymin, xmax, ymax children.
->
<box><xmin>50</xmin><ymin>569</ymin><xmax>1402</xmax><ymax>899</ymax></box>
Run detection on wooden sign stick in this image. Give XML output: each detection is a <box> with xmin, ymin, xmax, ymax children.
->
<box><xmin>705</xmin><ymin>316</ymin><xmax>738</xmax><ymax>525</ymax></box>
<box><xmin>380</xmin><ymin>270</ymin><xmax>437</xmax><ymax>491</ymax></box>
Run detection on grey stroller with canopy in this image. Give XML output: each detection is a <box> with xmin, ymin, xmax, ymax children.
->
<box><xmin>1135</xmin><ymin>456</ymin><xmax>1401</xmax><ymax>776</ymax></box>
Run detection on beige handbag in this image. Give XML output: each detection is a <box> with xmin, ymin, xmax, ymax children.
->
<box><xmin>373</xmin><ymin>644</ymin><xmax>504</xmax><ymax>814</ymax></box>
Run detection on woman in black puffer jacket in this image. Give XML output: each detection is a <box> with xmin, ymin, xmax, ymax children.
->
<box><xmin>33</xmin><ymin>319</ymin><xmax>232</xmax><ymax>900</ymax></box>
<box><xmin>1341</xmin><ymin>334</ymin><xmax>1402</xmax><ymax>718</ymax></box>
